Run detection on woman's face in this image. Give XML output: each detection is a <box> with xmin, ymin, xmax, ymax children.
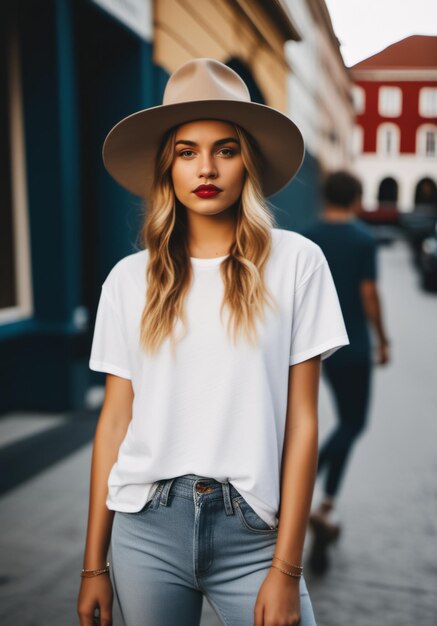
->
<box><xmin>171</xmin><ymin>120</ymin><xmax>245</xmax><ymax>216</ymax></box>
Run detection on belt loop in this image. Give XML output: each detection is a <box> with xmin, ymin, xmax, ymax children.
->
<box><xmin>159</xmin><ymin>478</ymin><xmax>175</xmax><ymax>506</ymax></box>
<box><xmin>222</xmin><ymin>480</ymin><xmax>235</xmax><ymax>516</ymax></box>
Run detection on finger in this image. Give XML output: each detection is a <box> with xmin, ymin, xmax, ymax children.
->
<box><xmin>253</xmin><ymin>603</ymin><xmax>264</xmax><ymax>626</ymax></box>
<box><xmin>99</xmin><ymin>612</ymin><xmax>113</xmax><ymax>626</ymax></box>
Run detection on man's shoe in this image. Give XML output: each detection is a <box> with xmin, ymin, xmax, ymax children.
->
<box><xmin>307</xmin><ymin>509</ymin><xmax>341</xmax><ymax>575</ymax></box>
<box><xmin>309</xmin><ymin>510</ymin><xmax>341</xmax><ymax>543</ymax></box>
<box><xmin>308</xmin><ymin>530</ymin><xmax>330</xmax><ymax>575</ymax></box>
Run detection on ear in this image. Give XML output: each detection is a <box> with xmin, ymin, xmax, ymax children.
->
<box><xmin>351</xmin><ymin>195</ymin><xmax>362</xmax><ymax>213</ymax></box>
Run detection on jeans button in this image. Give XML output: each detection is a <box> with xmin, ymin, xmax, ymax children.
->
<box><xmin>196</xmin><ymin>482</ymin><xmax>213</xmax><ymax>493</ymax></box>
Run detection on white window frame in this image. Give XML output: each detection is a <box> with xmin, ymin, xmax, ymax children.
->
<box><xmin>378</xmin><ymin>86</ymin><xmax>402</xmax><ymax>117</ymax></box>
<box><xmin>0</xmin><ymin>29</ymin><xmax>34</xmax><ymax>324</ymax></box>
<box><xmin>419</xmin><ymin>88</ymin><xmax>437</xmax><ymax>117</ymax></box>
<box><xmin>352</xmin><ymin>85</ymin><xmax>365</xmax><ymax>115</ymax></box>
<box><xmin>416</xmin><ymin>124</ymin><xmax>437</xmax><ymax>157</ymax></box>
<box><xmin>352</xmin><ymin>125</ymin><xmax>363</xmax><ymax>156</ymax></box>
<box><xmin>377</xmin><ymin>123</ymin><xmax>400</xmax><ymax>156</ymax></box>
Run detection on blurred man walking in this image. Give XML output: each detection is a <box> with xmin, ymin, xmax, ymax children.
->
<box><xmin>303</xmin><ymin>171</ymin><xmax>390</xmax><ymax>574</ymax></box>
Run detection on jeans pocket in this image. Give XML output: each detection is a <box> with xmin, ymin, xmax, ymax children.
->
<box><xmin>132</xmin><ymin>481</ymin><xmax>163</xmax><ymax>515</ymax></box>
<box><xmin>232</xmin><ymin>495</ymin><xmax>277</xmax><ymax>534</ymax></box>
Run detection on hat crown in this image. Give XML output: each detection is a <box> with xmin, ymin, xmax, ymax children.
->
<box><xmin>163</xmin><ymin>58</ymin><xmax>251</xmax><ymax>106</ymax></box>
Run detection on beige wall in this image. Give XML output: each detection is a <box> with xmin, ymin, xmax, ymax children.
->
<box><xmin>284</xmin><ymin>0</ymin><xmax>355</xmax><ymax>172</ymax></box>
<box><xmin>314</xmin><ymin>24</ymin><xmax>355</xmax><ymax>172</ymax></box>
<box><xmin>153</xmin><ymin>0</ymin><xmax>290</xmax><ymax>112</ymax></box>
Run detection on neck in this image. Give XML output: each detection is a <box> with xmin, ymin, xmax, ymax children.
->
<box><xmin>185</xmin><ymin>205</ymin><xmax>237</xmax><ymax>258</ymax></box>
<box><xmin>322</xmin><ymin>205</ymin><xmax>356</xmax><ymax>222</ymax></box>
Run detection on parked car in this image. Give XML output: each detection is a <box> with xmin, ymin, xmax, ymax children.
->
<box><xmin>357</xmin><ymin>204</ymin><xmax>401</xmax><ymax>245</ymax></box>
<box><xmin>399</xmin><ymin>206</ymin><xmax>437</xmax><ymax>268</ymax></box>
<box><xmin>419</xmin><ymin>224</ymin><xmax>437</xmax><ymax>291</ymax></box>
<box><xmin>358</xmin><ymin>204</ymin><xmax>400</xmax><ymax>226</ymax></box>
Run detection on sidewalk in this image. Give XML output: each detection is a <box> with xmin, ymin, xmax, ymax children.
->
<box><xmin>1</xmin><ymin>239</ymin><xmax>436</xmax><ymax>625</ymax></box>
<box><xmin>306</xmin><ymin>238</ymin><xmax>437</xmax><ymax>625</ymax></box>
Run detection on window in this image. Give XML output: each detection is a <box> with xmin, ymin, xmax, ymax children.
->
<box><xmin>386</xmin><ymin>130</ymin><xmax>393</xmax><ymax>154</ymax></box>
<box><xmin>0</xmin><ymin>36</ymin><xmax>14</xmax><ymax>309</ymax></box>
<box><xmin>425</xmin><ymin>131</ymin><xmax>436</xmax><ymax>157</ymax></box>
<box><xmin>352</xmin><ymin>86</ymin><xmax>365</xmax><ymax>114</ymax></box>
<box><xmin>416</xmin><ymin>125</ymin><xmax>437</xmax><ymax>157</ymax></box>
<box><xmin>377</xmin><ymin>123</ymin><xmax>400</xmax><ymax>156</ymax></box>
<box><xmin>352</xmin><ymin>125</ymin><xmax>363</xmax><ymax>156</ymax></box>
<box><xmin>419</xmin><ymin>88</ymin><xmax>437</xmax><ymax>117</ymax></box>
<box><xmin>0</xmin><ymin>29</ymin><xmax>33</xmax><ymax>323</ymax></box>
<box><xmin>378</xmin><ymin>86</ymin><xmax>402</xmax><ymax>117</ymax></box>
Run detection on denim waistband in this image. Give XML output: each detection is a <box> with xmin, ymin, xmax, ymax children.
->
<box><xmin>156</xmin><ymin>474</ymin><xmax>240</xmax><ymax>516</ymax></box>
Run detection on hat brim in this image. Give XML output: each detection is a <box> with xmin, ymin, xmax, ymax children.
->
<box><xmin>102</xmin><ymin>99</ymin><xmax>305</xmax><ymax>198</ymax></box>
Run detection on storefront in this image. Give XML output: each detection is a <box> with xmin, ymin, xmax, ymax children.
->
<box><xmin>0</xmin><ymin>0</ymin><xmax>320</xmax><ymax>412</ymax></box>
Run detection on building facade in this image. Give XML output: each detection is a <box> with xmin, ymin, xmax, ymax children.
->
<box><xmin>278</xmin><ymin>0</ymin><xmax>355</xmax><ymax>230</ymax></box>
<box><xmin>350</xmin><ymin>35</ymin><xmax>437</xmax><ymax>212</ymax></box>
<box><xmin>1</xmin><ymin>0</ymin><xmax>353</xmax><ymax>412</ymax></box>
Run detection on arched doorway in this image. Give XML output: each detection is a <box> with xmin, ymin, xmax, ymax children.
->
<box><xmin>414</xmin><ymin>177</ymin><xmax>437</xmax><ymax>213</ymax></box>
<box><xmin>378</xmin><ymin>177</ymin><xmax>398</xmax><ymax>206</ymax></box>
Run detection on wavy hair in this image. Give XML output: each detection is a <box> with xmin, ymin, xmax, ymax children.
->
<box><xmin>139</xmin><ymin>122</ymin><xmax>279</xmax><ymax>356</ymax></box>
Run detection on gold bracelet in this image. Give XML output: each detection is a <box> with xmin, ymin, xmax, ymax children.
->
<box><xmin>271</xmin><ymin>563</ymin><xmax>301</xmax><ymax>578</ymax></box>
<box><xmin>272</xmin><ymin>556</ymin><xmax>303</xmax><ymax>572</ymax></box>
<box><xmin>80</xmin><ymin>562</ymin><xmax>110</xmax><ymax>578</ymax></box>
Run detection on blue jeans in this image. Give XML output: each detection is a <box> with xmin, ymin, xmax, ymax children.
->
<box><xmin>319</xmin><ymin>360</ymin><xmax>372</xmax><ymax>497</ymax></box>
<box><xmin>110</xmin><ymin>474</ymin><xmax>317</xmax><ymax>626</ymax></box>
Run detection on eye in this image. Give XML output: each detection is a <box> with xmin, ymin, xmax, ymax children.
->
<box><xmin>179</xmin><ymin>149</ymin><xmax>196</xmax><ymax>158</ymax></box>
<box><xmin>218</xmin><ymin>147</ymin><xmax>236</xmax><ymax>157</ymax></box>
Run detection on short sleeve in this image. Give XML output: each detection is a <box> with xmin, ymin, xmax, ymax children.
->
<box><xmin>289</xmin><ymin>259</ymin><xmax>350</xmax><ymax>366</ymax></box>
<box><xmin>360</xmin><ymin>237</ymin><xmax>378</xmax><ymax>281</ymax></box>
<box><xmin>89</xmin><ymin>286</ymin><xmax>132</xmax><ymax>380</ymax></box>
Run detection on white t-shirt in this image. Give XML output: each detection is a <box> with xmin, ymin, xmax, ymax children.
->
<box><xmin>89</xmin><ymin>227</ymin><xmax>349</xmax><ymax>528</ymax></box>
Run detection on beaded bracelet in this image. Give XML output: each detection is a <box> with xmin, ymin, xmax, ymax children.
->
<box><xmin>271</xmin><ymin>563</ymin><xmax>301</xmax><ymax>578</ymax></box>
<box><xmin>80</xmin><ymin>562</ymin><xmax>110</xmax><ymax>578</ymax></box>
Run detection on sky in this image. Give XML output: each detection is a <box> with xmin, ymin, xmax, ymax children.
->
<box><xmin>323</xmin><ymin>0</ymin><xmax>437</xmax><ymax>67</ymax></box>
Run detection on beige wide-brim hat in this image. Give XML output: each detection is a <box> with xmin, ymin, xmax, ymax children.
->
<box><xmin>102</xmin><ymin>58</ymin><xmax>305</xmax><ymax>198</ymax></box>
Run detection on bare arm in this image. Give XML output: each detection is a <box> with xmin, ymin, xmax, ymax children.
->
<box><xmin>254</xmin><ymin>355</ymin><xmax>320</xmax><ymax>626</ymax></box>
<box><xmin>82</xmin><ymin>374</ymin><xmax>133</xmax><ymax>568</ymax></box>
<box><xmin>77</xmin><ymin>374</ymin><xmax>133</xmax><ymax>625</ymax></box>
<box><xmin>360</xmin><ymin>279</ymin><xmax>390</xmax><ymax>364</ymax></box>
<box><xmin>275</xmin><ymin>355</ymin><xmax>320</xmax><ymax>564</ymax></box>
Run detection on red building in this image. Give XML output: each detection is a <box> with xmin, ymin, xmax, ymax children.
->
<box><xmin>350</xmin><ymin>35</ymin><xmax>437</xmax><ymax>212</ymax></box>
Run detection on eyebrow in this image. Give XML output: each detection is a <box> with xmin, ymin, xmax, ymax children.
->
<box><xmin>174</xmin><ymin>137</ymin><xmax>240</xmax><ymax>147</ymax></box>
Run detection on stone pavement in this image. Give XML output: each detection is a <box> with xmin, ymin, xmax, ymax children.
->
<box><xmin>306</xmin><ymin>238</ymin><xmax>437</xmax><ymax>625</ymax></box>
<box><xmin>0</xmin><ymin>238</ymin><xmax>436</xmax><ymax>625</ymax></box>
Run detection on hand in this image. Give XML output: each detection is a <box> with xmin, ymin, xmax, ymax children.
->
<box><xmin>254</xmin><ymin>566</ymin><xmax>301</xmax><ymax>626</ymax></box>
<box><xmin>77</xmin><ymin>575</ymin><xmax>113</xmax><ymax>625</ymax></box>
<box><xmin>375</xmin><ymin>340</ymin><xmax>390</xmax><ymax>365</ymax></box>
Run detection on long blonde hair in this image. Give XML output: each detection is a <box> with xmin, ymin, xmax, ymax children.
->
<box><xmin>139</xmin><ymin>122</ymin><xmax>279</xmax><ymax>356</ymax></box>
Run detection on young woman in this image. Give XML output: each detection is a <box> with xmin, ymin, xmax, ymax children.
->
<box><xmin>77</xmin><ymin>58</ymin><xmax>349</xmax><ymax>626</ymax></box>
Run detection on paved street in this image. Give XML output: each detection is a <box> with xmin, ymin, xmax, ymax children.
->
<box><xmin>1</xmin><ymin>237</ymin><xmax>436</xmax><ymax>626</ymax></box>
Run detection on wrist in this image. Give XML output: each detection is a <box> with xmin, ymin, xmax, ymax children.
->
<box><xmin>83</xmin><ymin>551</ymin><xmax>109</xmax><ymax>570</ymax></box>
<box><xmin>82</xmin><ymin>562</ymin><xmax>108</xmax><ymax>570</ymax></box>
<box><xmin>80</xmin><ymin>561</ymin><xmax>110</xmax><ymax>578</ymax></box>
<box><xmin>272</xmin><ymin>554</ymin><xmax>303</xmax><ymax>572</ymax></box>
<box><xmin>270</xmin><ymin>556</ymin><xmax>303</xmax><ymax>581</ymax></box>
<box><xmin>269</xmin><ymin>565</ymin><xmax>300</xmax><ymax>583</ymax></box>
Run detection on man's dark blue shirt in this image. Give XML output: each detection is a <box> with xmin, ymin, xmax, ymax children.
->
<box><xmin>302</xmin><ymin>218</ymin><xmax>377</xmax><ymax>366</ymax></box>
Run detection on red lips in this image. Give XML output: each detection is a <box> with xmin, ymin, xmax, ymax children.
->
<box><xmin>193</xmin><ymin>184</ymin><xmax>222</xmax><ymax>198</ymax></box>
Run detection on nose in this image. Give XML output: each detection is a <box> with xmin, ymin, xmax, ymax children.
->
<box><xmin>198</xmin><ymin>153</ymin><xmax>217</xmax><ymax>180</ymax></box>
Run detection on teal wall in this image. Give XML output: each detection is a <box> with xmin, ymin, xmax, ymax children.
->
<box><xmin>0</xmin><ymin>0</ymin><xmax>322</xmax><ymax>413</ymax></box>
<box><xmin>269</xmin><ymin>150</ymin><xmax>322</xmax><ymax>233</ymax></box>
<box><xmin>0</xmin><ymin>0</ymin><xmax>162</xmax><ymax>412</ymax></box>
